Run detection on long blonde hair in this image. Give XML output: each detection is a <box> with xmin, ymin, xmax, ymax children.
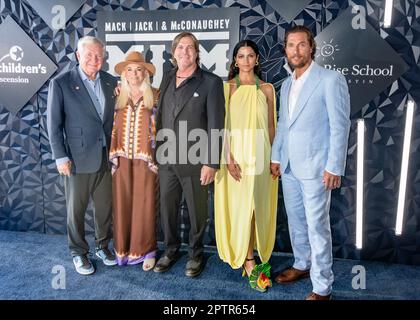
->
<box><xmin>116</xmin><ymin>70</ymin><xmax>154</xmax><ymax>110</ymax></box>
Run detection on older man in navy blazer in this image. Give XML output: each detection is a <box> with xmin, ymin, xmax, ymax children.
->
<box><xmin>271</xmin><ymin>26</ymin><xmax>351</xmax><ymax>300</ymax></box>
<box><xmin>47</xmin><ymin>36</ymin><xmax>117</xmax><ymax>275</ymax></box>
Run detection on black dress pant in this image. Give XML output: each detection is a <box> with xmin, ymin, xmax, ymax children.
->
<box><xmin>158</xmin><ymin>165</ymin><xmax>208</xmax><ymax>260</ymax></box>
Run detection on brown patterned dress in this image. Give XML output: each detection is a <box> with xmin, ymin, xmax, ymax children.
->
<box><xmin>109</xmin><ymin>89</ymin><xmax>159</xmax><ymax>265</ymax></box>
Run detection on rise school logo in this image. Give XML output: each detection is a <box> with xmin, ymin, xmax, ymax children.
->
<box><xmin>315</xmin><ymin>7</ymin><xmax>409</xmax><ymax>115</ymax></box>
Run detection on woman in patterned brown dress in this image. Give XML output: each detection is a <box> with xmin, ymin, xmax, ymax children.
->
<box><xmin>110</xmin><ymin>51</ymin><xmax>159</xmax><ymax>271</ymax></box>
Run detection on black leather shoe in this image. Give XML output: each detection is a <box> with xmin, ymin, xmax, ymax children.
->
<box><xmin>185</xmin><ymin>257</ymin><xmax>204</xmax><ymax>278</ymax></box>
<box><xmin>153</xmin><ymin>255</ymin><xmax>177</xmax><ymax>273</ymax></box>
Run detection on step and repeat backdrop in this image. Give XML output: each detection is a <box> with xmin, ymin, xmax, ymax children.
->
<box><xmin>0</xmin><ymin>0</ymin><xmax>419</xmax><ymax>265</ymax></box>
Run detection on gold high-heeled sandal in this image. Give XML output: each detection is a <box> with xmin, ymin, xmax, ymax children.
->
<box><xmin>242</xmin><ymin>257</ymin><xmax>255</xmax><ymax>277</ymax></box>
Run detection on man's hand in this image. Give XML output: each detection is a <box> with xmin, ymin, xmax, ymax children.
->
<box><xmin>57</xmin><ymin>161</ymin><xmax>72</xmax><ymax>177</ymax></box>
<box><xmin>227</xmin><ymin>153</ymin><xmax>242</xmax><ymax>182</ymax></box>
<box><xmin>200</xmin><ymin>165</ymin><xmax>216</xmax><ymax>186</ymax></box>
<box><xmin>270</xmin><ymin>162</ymin><xmax>280</xmax><ymax>179</ymax></box>
<box><xmin>323</xmin><ymin>171</ymin><xmax>341</xmax><ymax>190</ymax></box>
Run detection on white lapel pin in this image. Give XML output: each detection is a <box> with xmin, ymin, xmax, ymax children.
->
<box><xmin>193</xmin><ymin>92</ymin><xmax>199</xmax><ymax>97</ymax></box>
<box><xmin>75</xmin><ymin>86</ymin><xmax>79</xmax><ymax>90</ymax></box>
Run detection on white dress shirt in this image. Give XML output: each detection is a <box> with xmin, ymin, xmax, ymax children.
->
<box><xmin>271</xmin><ymin>61</ymin><xmax>315</xmax><ymax>166</ymax></box>
<box><xmin>288</xmin><ymin>60</ymin><xmax>314</xmax><ymax>119</ymax></box>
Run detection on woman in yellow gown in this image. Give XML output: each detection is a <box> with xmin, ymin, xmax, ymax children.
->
<box><xmin>214</xmin><ymin>40</ymin><xmax>278</xmax><ymax>292</ymax></box>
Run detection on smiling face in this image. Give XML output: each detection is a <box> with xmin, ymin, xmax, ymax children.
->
<box><xmin>321</xmin><ymin>44</ymin><xmax>334</xmax><ymax>57</ymax></box>
<box><xmin>76</xmin><ymin>43</ymin><xmax>104</xmax><ymax>79</ymax></box>
<box><xmin>285</xmin><ymin>31</ymin><xmax>312</xmax><ymax>70</ymax></box>
<box><xmin>124</xmin><ymin>63</ymin><xmax>146</xmax><ymax>86</ymax></box>
<box><xmin>235</xmin><ymin>46</ymin><xmax>258</xmax><ymax>73</ymax></box>
<box><xmin>173</xmin><ymin>35</ymin><xmax>198</xmax><ymax>71</ymax></box>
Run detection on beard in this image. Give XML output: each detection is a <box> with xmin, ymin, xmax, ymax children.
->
<box><xmin>287</xmin><ymin>55</ymin><xmax>310</xmax><ymax>69</ymax></box>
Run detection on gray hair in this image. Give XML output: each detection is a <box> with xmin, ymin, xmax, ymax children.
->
<box><xmin>77</xmin><ymin>36</ymin><xmax>105</xmax><ymax>54</ymax></box>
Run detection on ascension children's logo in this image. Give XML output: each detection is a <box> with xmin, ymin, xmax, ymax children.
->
<box><xmin>0</xmin><ymin>16</ymin><xmax>57</xmax><ymax>114</ymax></box>
<box><xmin>8</xmin><ymin>45</ymin><xmax>24</xmax><ymax>61</ymax></box>
<box><xmin>0</xmin><ymin>46</ymin><xmax>47</xmax><ymax>84</ymax></box>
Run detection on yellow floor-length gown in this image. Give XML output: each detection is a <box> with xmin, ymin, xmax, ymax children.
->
<box><xmin>214</xmin><ymin>80</ymin><xmax>278</xmax><ymax>269</ymax></box>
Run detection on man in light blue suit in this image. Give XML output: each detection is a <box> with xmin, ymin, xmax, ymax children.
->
<box><xmin>270</xmin><ymin>26</ymin><xmax>350</xmax><ymax>300</ymax></box>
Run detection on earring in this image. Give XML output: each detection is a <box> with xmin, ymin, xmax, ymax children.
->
<box><xmin>235</xmin><ymin>62</ymin><xmax>238</xmax><ymax>68</ymax></box>
<box><xmin>255</xmin><ymin>61</ymin><xmax>259</xmax><ymax>66</ymax></box>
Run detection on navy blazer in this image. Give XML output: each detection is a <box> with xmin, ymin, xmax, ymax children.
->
<box><xmin>47</xmin><ymin>66</ymin><xmax>117</xmax><ymax>174</ymax></box>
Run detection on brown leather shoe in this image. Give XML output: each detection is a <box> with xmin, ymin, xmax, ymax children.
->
<box><xmin>305</xmin><ymin>292</ymin><xmax>332</xmax><ymax>300</ymax></box>
<box><xmin>275</xmin><ymin>267</ymin><xmax>310</xmax><ymax>284</ymax></box>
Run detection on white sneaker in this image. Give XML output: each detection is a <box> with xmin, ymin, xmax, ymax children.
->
<box><xmin>73</xmin><ymin>255</ymin><xmax>95</xmax><ymax>275</ymax></box>
<box><xmin>95</xmin><ymin>248</ymin><xmax>117</xmax><ymax>266</ymax></box>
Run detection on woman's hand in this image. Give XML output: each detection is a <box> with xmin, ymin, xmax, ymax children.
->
<box><xmin>227</xmin><ymin>153</ymin><xmax>242</xmax><ymax>182</ymax></box>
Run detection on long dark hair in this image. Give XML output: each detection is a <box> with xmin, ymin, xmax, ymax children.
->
<box><xmin>228</xmin><ymin>40</ymin><xmax>262</xmax><ymax>80</ymax></box>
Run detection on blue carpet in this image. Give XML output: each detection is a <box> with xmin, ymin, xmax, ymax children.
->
<box><xmin>0</xmin><ymin>230</ymin><xmax>419</xmax><ymax>300</ymax></box>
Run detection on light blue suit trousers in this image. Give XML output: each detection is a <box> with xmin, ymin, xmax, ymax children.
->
<box><xmin>271</xmin><ymin>62</ymin><xmax>351</xmax><ymax>296</ymax></box>
<box><xmin>282</xmin><ymin>166</ymin><xmax>333</xmax><ymax>295</ymax></box>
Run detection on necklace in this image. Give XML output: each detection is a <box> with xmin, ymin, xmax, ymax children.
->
<box><xmin>130</xmin><ymin>94</ymin><xmax>142</xmax><ymax>107</ymax></box>
<box><xmin>176</xmin><ymin>75</ymin><xmax>189</xmax><ymax>78</ymax></box>
<box><xmin>235</xmin><ymin>74</ymin><xmax>260</xmax><ymax>89</ymax></box>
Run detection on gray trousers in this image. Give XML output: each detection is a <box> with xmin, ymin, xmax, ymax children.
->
<box><xmin>64</xmin><ymin>150</ymin><xmax>112</xmax><ymax>257</ymax></box>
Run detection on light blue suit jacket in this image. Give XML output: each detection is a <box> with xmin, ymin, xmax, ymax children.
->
<box><xmin>271</xmin><ymin>62</ymin><xmax>351</xmax><ymax>179</ymax></box>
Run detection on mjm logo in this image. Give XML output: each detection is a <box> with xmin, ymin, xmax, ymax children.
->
<box><xmin>0</xmin><ymin>46</ymin><xmax>47</xmax><ymax>74</ymax></box>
